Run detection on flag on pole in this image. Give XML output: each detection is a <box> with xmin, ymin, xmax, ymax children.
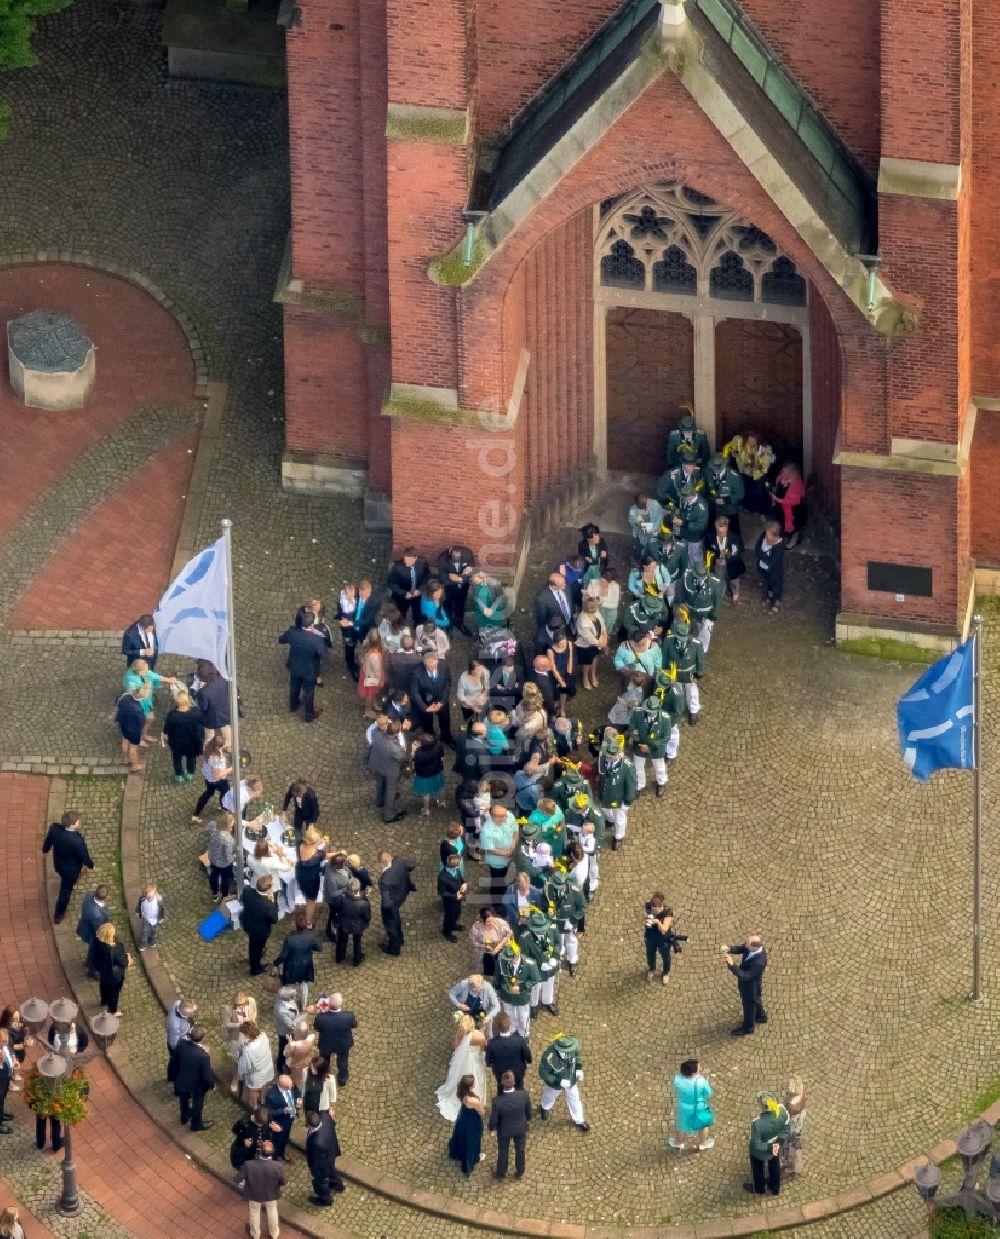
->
<box><xmin>897</xmin><ymin>637</ymin><xmax>975</xmax><ymax>780</ymax></box>
<box><xmin>153</xmin><ymin>537</ymin><xmax>231</xmax><ymax>677</ymax></box>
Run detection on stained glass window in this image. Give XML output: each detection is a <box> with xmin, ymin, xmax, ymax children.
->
<box><xmin>601</xmin><ymin>239</ymin><xmax>645</xmax><ymax>289</ymax></box>
<box><xmin>653</xmin><ymin>245</ymin><xmax>697</xmax><ymax>295</ymax></box>
<box><xmin>709</xmin><ymin>251</ymin><xmax>754</xmax><ymax>300</ymax></box>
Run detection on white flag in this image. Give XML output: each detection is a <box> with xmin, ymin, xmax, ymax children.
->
<box><xmin>153</xmin><ymin>537</ymin><xmax>230</xmax><ymax>677</ymax></box>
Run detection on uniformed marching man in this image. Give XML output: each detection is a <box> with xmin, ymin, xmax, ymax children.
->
<box><xmin>654</xmin><ymin>665</ymin><xmax>685</xmax><ymax>762</ymax></box>
<box><xmin>622</xmin><ymin>591</ymin><xmax>667</xmax><ymax>641</ymax></box>
<box><xmin>494</xmin><ymin>939</ymin><xmax>541</xmax><ymax>1039</ymax></box>
<box><xmin>561</xmin><ymin>783</ymin><xmax>603</xmax><ymax>851</ymax></box>
<box><xmin>673</xmin><ymin>482</ymin><xmax>710</xmax><ymax>566</ymax></box>
<box><xmin>518</xmin><ymin>909</ymin><xmax>562</xmax><ymax>1017</ymax></box>
<box><xmin>651</xmin><ymin>525</ymin><xmax>686</xmax><ymax>604</ymax></box>
<box><xmin>543</xmin><ymin>869</ymin><xmax>587</xmax><ymax>976</ymax></box>
<box><xmin>656</xmin><ymin>457</ymin><xmax>703</xmax><ymax>511</ymax></box>
<box><xmin>661</xmin><ymin>617</ymin><xmax>704</xmax><ymax>725</ymax></box>
<box><xmin>551</xmin><ymin>763</ymin><xmax>588</xmax><ymax>812</ymax></box>
<box><xmin>627</xmin><ymin>693</ymin><xmax>670</xmax><ymax>798</ymax></box>
<box><xmin>665</xmin><ymin>409</ymin><xmax>711</xmax><ymax>470</ymax></box>
<box><xmin>677</xmin><ymin>554</ymin><xmax>723</xmax><ymax>655</ymax></box>
<box><xmin>703</xmin><ymin>451</ymin><xmax>745</xmax><ymax>538</ymax></box>
<box><xmin>596</xmin><ymin>727</ymin><xmax>638</xmax><ymax>850</ymax></box>
<box><xmin>513</xmin><ymin>818</ymin><xmax>542</xmax><ymax>878</ymax></box>
<box><xmin>538</xmin><ymin>1033</ymin><xmax>590</xmax><ymax>1132</ymax></box>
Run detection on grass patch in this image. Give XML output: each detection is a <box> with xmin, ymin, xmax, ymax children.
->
<box><xmin>965</xmin><ymin>1073</ymin><xmax>1000</xmax><ymax>1120</ymax></box>
<box><xmin>930</xmin><ymin>1206</ymin><xmax>995</xmax><ymax>1238</ymax></box>
<box><xmin>838</xmin><ymin>636</ymin><xmax>938</xmax><ymax>664</ymax></box>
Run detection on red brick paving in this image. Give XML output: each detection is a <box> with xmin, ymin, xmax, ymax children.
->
<box><xmin>0</xmin><ymin>265</ymin><xmax>198</xmax><ymax>546</ymax></box>
<box><xmin>0</xmin><ymin>773</ymin><xmax>304</xmax><ymax>1238</ymax></box>
<box><xmin>9</xmin><ymin>431</ymin><xmax>199</xmax><ymax>630</ymax></box>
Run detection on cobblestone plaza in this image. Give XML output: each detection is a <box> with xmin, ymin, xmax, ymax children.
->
<box><xmin>0</xmin><ymin>4</ymin><xmax>997</xmax><ymax>1237</ymax></box>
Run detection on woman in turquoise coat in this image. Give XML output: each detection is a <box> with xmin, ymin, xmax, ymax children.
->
<box><xmin>122</xmin><ymin>657</ymin><xmax>175</xmax><ymax>744</ymax></box>
<box><xmin>669</xmin><ymin>1057</ymin><xmax>715</xmax><ymax>1151</ymax></box>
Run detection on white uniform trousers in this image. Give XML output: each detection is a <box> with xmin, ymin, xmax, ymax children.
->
<box><xmin>683</xmin><ymin>681</ymin><xmax>700</xmax><ymax>715</ymax></box>
<box><xmin>634</xmin><ymin>754</ymin><xmax>667</xmax><ymax>790</ymax></box>
<box><xmin>541</xmin><ymin>1082</ymin><xmax>584</xmax><ymax>1124</ymax></box>
<box><xmin>586</xmin><ymin>851</ymin><xmax>600</xmax><ymax>893</ymax></box>
<box><xmin>530</xmin><ymin>974</ymin><xmax>557</xmax><ymax>1007</ymax></box>
<box><xmin>666</xmin><ymin>724</ymin><xmax>680</xmax><ymax>760</ymax></box>
<box><xmin>560</xmin><ymin>927</ymin><xmax>579</xmax><ymax>965</ymax></box>
<box><xmin>603</xmin><ymin>805</ymin><xmax>629</xmax><ymax>840</ymax></box>
<box><xmin>698</xmin><ymin>618</ymin><xmax>715</xmax><ymax>654</ymax></box>
<box><xmin>500</xmin><ymin>1000</ymin><xmax>531</xmax><ymax>1038</ymax></box>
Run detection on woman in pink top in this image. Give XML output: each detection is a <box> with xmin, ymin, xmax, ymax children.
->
<box><xmin>769</xmin><ymin>463</ymin><xmax>805</xmax><ymax>548</ymax></box>
<box><xmin>357</xmin><ymin>630</ymin><xmax>386</xmax><ymax>718</ymax></box>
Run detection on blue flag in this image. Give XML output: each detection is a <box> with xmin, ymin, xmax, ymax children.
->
<box><xmin>153</xmin><ymin>537</ymin><xmax>230</xmax><ymax>678</ymax></box>
<box><xmin>897</xmin><ymin>638</ymin><xmax>975</xmax><ymax>780</ymax></box>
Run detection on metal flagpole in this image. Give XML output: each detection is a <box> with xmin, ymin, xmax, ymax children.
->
<box><xmin>221</xmin><ymin>519</ymin><xmax>244</xmax><ymax>888</ymax></box>
<box><xmin>971</xmin><ymin>612</ymin><xmax>983</xmax><ymax>1003</ymax></box>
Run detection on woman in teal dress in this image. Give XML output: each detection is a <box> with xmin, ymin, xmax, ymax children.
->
<box><xmin>122</xmin><ymin>657</ymin><xmax>175</xmax><ymax>744</ymax></box>
<box><xmin>669</xmin><ymin>1057</ymin><xmax>715</xmax><ymax>1151</ymax></box>
<box><xmin>472</xmin><ymin>573</ymin><xmax>507</xmax><ymax>630</ymax></box>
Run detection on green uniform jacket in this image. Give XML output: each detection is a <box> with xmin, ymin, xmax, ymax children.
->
<box><xmin>538</xmin><ymin>1042</ymin><xmax>583</xmax><ymax>1089</ymax></box>
<box><xmin>749</xmin><ymin>1105</ymin><xmax>790</xmax><ymax>1160</ymax></box>
<box><xmin>552</xmin><ymin>775</ymin><xmax>586</xmax><ymax>811</ymax></box>
<box><xmin>702</xmin><ymin>464</ymin><xmax>745</xmax><ymax>517</ymax></box>
<box><xmin>494</xmin><ymin>955</ymin><xmax>542</xmax><ymax>1007</ymax></box>
<box><xmin>674</xmin><ymin>496</ymin><xmax>709</xmax><ymax>543</ymax></box>
<box><xmin>627</xmin><ymin>707</ymin><xmax>669</xmax><ymax>758</ymax></box>
<box><xmin>656</xmin><ymin>680</ymin><xmax>686</xmax><ymax>728</ymax></box>
<box><xmin>653</xmin><ymin>541</ymin><xmax>686</xmax><ymax>582</ymax></box>
<box><xmin>661</xmin><ymin>636</ymin><xmax>704</xmax><ymax>683</ymax></box>
<box><xmin>678</xmin><ymin>570</ymin><xmax>722</xmax><ymax>621</ymax></box>
<box><xmin>517</xmin><ymin>921</ymin><xmax>562</xmax><ymax>977</ymax></box>
<box><xmin>546</xmin><ymin>885</ymin><xmax>586</xmax><ymax>927</ymax></box>
<box><xmin>666</xmin><ymin>427</ymin><xmax>710</xmax><ymax>469</ymax></box>
<box><xmin>596</xmin><ymin>754</ymin><xmax>638</xmax><ymax>808</ymax></box>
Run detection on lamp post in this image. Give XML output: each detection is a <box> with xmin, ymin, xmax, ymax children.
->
<box><xmin>912</xmin><ymin>1121</ymin><xmax>1000</xmax><ymax>1226</ymax></box>
<box><xmin>22</xmin><ymin>996</ymin><xmax>119</xmax><ymax>1217</ymax></box>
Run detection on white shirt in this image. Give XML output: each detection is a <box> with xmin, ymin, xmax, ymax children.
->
<box><xmin>222</xmin><ymin>779</ymin><xmax>254</xmax><ymax>817</ymax></box>
<box><xmin>140</xmin><ymin>895</ymin><xmax>160</xmax><ymax>925</ymax></box>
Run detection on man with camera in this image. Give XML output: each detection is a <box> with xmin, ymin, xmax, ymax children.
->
<box><xmin>722</xmin><ymin>934</ymin><xmax>768</xmax><ymax>1036</ymax></box>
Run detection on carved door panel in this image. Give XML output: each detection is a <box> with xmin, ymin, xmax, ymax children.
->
<box><xmin>605</xmin><ymin>307</ymin><xmax>694</xmax><ymax>472</ymax></box>
<box><xmin>715</xmin><ymin>319</ymin><xmax>803</xmax><ymax>464</ymax></box>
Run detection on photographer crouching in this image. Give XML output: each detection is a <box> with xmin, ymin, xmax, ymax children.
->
<box><xmin>644</xmin><ymin>893</ymin><xmax>687</xmax><ymax>985</ymax></box>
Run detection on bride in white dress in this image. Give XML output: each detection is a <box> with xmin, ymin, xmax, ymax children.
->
<box><xmin>436</xmin><ymin>1014</ymin><xmax>488</xmax><ymax>1121</ymax></box>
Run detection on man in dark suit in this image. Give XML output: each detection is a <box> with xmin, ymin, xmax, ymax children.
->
<box><xmin>410</xmin><ymin>651</ymin><xmax>453</xmax><ymax>745</ymax></box>
<box><xmin>42</xmin><ymin>811</ymin><xmax>94</xmax><ymax>923</ymax></box>
<box><xmin>436</xmin><ymin>545</ymin><xmax>476</xmax><ymax>634</ymax></box>
<box><xmin>167</xmin><ymin>1024</ymin><xmax>215</xmax><ymax>1130</ymax></box>
<box><xmin>485</xmin><ymin>1013</ymin><xmax>532</xmax><ymax>1090</ymax></box>
<box><xmin>121</xmin><ymin>613</ymin><xmax>158</xmax><ymax>668</ymax></box>
<box><xmin>313</xmin><ymin>994</ymin><xmax>357</xmax><ymax>1087</ymax></box>
<box><xmin>387</xmin><ymin>548</ymin><xmax>429</xmax><ymax>627</ymax></box>
<box><xmin>305</xmin><ymin>1109</ymin><xmax>345</xmax><ymax>1205</ymax></box>
<box><xmin>387</xmin><ymin>634</ymin><xmax>422</xmax><ymax>694</ymax></box>
<box><xmin>241</xmin><ymin>876</ymin><xmax>280</xmax><ymax>975</ymax></box>
<box><xmin>533</xmin><ymin>572</ymin><xmax>573</xmax><ymax>632</ymax></box>
<box><xmin>453</xmin><ymin>719</ymin><xmax>491</xmax><ymax>782</ymax></box>
<box><xmin>75</xmin><ymin>883</ymin><xmax>110</xmax><ymax>978</ymax></box>
<box><xmin>723</xmin><ymin>933</ymin><xmax>769</xmax><ymax>1036</ymax></box>
<box><xmin>526</xmin><ymin>655</ymin><xmax>558</xmax><ymax>715</ymax></box>
<box><xmin>277</xmin><ymin>609</ymin><xmax>328</xmax><ymax>723</ymax></box>
<box><xmin>488</xmin><ymin>1070</ymin><xmax>532</xmax><ymax>1179</ymax></box>
<box><xmin>378</xmin><ymin>850</ymin><xmax>415</xmax><ymax>957</ymax></box>
<box><xmin>368</xmin><ymin>721</ymin><xmax>408</xmax><ymax>823</ymax></box>
<box><xmin>352</xmin><ymin>579</ymin><xmax>382</xmax><ymax>645</ymax></box>
<box><xmin>264</xmin><ymin>1073</ymin><xmax>299</xmax><ymax>1158</ymax></box>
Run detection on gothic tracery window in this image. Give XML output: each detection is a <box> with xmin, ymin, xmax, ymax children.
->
<box><xmin>597</xmin><ymin>183</ymin><xmax>806</xmax><ymax>306</ymax></box>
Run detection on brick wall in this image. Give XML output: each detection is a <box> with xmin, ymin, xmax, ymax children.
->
<box><xmin>809</xmin><ymin>291</ymin><xmax>841</xmax><ymax>520</ymax></box>
<box><xmin>970</xmin><ymin>413</ymin><xmax>1000</xmax><ymax>563</ymax></box>
<box><xmin>286</xmin><ymin>0</ymin><xmax>368</xmax><ymax>290</ymax></box>
<box><xmin>474</xmin><ymin>0</ymin><xmax>620</xmax><ymax>136</ymax></box>
<box><xmin>283</xmin><ymin>306</ymin><xmax>370</xmax><ymax>460</ymax></box>
<box><xmin>971</xmin><ymin>0</ymin><xmax>1000</xmax><ymax>396</ymax></box>
<box><xmin>840</xmin><ymin>469</ymin><xmax>963</xmax><ymax>626</ymax></box>
<box><xmin>740</xmin><ymin>0</ymin><xmax>880</xmax><ymax>173</ymax></box>
<box><xmin>881</xmin><ymin>0</ymin><xmax>963</xmax><ymax>164</ymax></box>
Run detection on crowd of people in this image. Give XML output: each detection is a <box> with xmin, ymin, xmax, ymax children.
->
<box><xmin>26</xmin><ymin>410</ymin><xmax>811</xmax><ymax>1232</ymax></box>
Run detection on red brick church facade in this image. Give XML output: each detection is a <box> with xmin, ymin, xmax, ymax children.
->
<box><xmin>277</xmin><ymin>0</ymin><xmax>1000</xmax><ymax>647</ymax></box>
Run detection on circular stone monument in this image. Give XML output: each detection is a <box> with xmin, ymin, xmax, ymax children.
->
<box><xmin>7</xmin><ymin>309</ymin><xmax>96</xmax><ymax>410</ymax></box>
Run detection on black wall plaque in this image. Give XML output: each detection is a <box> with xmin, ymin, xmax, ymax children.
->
<box><xmin>867</xmin><ymin>561</ymin><xmax>933</xmax><ymax>597</ymax></box>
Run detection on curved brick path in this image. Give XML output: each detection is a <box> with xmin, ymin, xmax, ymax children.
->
<box><xmin>0</xmin><ymin>772</ymin><xmax>308</xmax><ymax>1238</ymax></box>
